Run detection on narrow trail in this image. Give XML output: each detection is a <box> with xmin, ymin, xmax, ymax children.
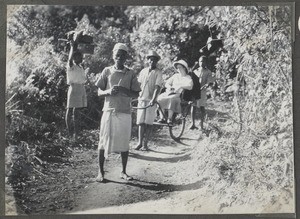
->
<box><xmin>6</xmin><ymin>100</ymin><xmax>295</xmax><ymax>215</ymax></box>
<box><xmin>66</xmin><ymin>124</ymin><xmax>201</xmax><ymax>214</ymax></box>
<box><xmin>5</xmin><ymin>102</ymin><xmax>220</xmax><ymax>215</ymax></box>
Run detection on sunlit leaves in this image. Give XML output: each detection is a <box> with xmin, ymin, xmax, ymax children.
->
<box><xmin>206</xmin><ymin>5</ymin><xmax>292</xmax><ymax>137</ymax></box>
<box><xmin>7</xmin><ymin>5</ymin><xmax>293</xmax><ymax>137</ymax></box>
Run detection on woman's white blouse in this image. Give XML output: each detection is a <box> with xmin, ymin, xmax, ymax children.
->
<box><xmin>165</xmin><ymin>73</ymin><xmax>193</xmax><ymax>94</ymax></box>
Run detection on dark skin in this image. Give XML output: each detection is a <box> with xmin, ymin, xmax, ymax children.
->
<box><xmin>190</xmin><ymin>57</ymin><xmax>212</xmax><ymax>130</ymax></box>
<box><xmin>148</xmin><ymin>57</ymin><xmax>161</xmax><ymax>106</ymax></box>
<box><xmin>98</xmin><ymin>50</ymin><xmax>139</xmax><ymax>98</ymax></box>
<box><xmin>65</xmin><ymin>38</ymin><xmax>84</xmax><ymax>141</ymax></box>
<box><xmin>97</xmin><ymin>49</ymin><xmax>139</xmax><ymax>182</ymax></box>
<box><xmin>135</xmin><ymin>56</ymin><xmax>161</xmax><ymax>150</ymax></box>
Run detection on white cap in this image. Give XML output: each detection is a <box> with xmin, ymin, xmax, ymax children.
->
<box><xmin>173</xmin><ymin>60</ymin><xmax>189</xmax><ymax>72</ymax></box>
<box><xmin>113</xmin><ymin>43</ymin><xmax>129</xmax><ymax>53</ymax></box>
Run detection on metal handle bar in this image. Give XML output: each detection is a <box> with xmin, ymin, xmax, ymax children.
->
<box><xmin>131</xmin><ymin>99</ymin><xmax>157</xmax><ymax>110</ymax></box>
<box><xmin>131</xmin><ymin>99</ymin><xmax>193</xmax><ymax>110</ymax></box>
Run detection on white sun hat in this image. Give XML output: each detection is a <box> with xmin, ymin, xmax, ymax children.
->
<box><xmin>173</xmin><ymin>60</ymin><xmax>189</xmax><ymax>72</ymax></box>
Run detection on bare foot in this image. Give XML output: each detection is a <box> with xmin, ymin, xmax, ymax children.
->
<box><xmin>120</xmin><ymin>172</ymin><xmax>133</xmax><ymax>181</ymax></box>
<box><xmin>95</xmin><ymin>171</ymin><xmax>105</xmax><ymax>182</ymax></box>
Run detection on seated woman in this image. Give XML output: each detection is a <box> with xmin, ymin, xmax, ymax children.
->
<box><xmin>157</xmin><ymin>60</ymin><xmax>193</xmax><ymax>124</ymax></box>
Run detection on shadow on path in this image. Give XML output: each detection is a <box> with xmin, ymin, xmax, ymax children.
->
<box><xmin>173</xmin><ymin>140</ymin><xmax>191</xmax><ymax>146</ymax></box>
<box><xmin>74</xmin><ymin>177</ymin><xmax>208</xmax><ymax>213</ymax></box>
<box><xmin>150</xmin><ymin>136</ymin><xmax>177</xmax><ymax>147</ymax></box>
<box><xmin>129</xmin><ymin>152</ymin><xmax>191</xmax><ymax>163</ymax></box>
<box><xmin>180</xmin><ymin>135</ymin><xmax>201</xmax><ymax>141</ymax></box>
<box><xmin>147</xmin><ymin>149</ymin><xmax>186</xmax><ymax>155</ymax></box>
<box><xmin>104</xmin><ymin>177</ymin><xmax>208</xmax><ymax>193</ymax></box>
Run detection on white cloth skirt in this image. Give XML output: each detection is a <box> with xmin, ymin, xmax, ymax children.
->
<box><xmin>98</xmin><ymin>110</ymin><xmax>131</xmax><ymax>158</ymax></box>
<box><xmin>157</xmin><ymin>92</ymin><xmax>181</xmax><ymax>113</ymax></box>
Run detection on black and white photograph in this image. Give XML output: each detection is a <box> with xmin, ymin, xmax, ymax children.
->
<box><xmin>4</xmin><ymin>3</ymin><xmax>295</xmax><ymax>216</ymax></box>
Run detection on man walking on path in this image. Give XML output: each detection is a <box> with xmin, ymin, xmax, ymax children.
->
<box><xmin>135</xmin><ymin>50</ymin><xmax>163</xmax><ymax>151</ymax></box>
<box><xmin>95</xmin><ymin>43</ymin><xmax>141</xmax><ymax>182</ymax></box>
<box><xmin>192</xmin><ymin>55</ymin><xmax>214</xmax><ymax>131</ymax></box>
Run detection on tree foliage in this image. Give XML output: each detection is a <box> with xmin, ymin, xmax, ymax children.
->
<box><xmin>126</xmin><ymin>6</ymin><xmax>222</xmax><ymax>75</ymax></box>
<box><xmin>6</xmin><ymin>4</ymin><xmax>293</xmax><ymax>145</ymax></box>
<box><xmin>7</xmin><ymin>5</ymin><xmax>131</xmax><ymax>128</ymax></box>
<box><xmin>197</xmin><ymin>6</ymin><xmax>294</xmax><ymax>207</ymax></box>
<box><xmin>6</xmin><ymin>4</ymin><xmax>294</xmax><ymax>214</ymax></box>
<box><xmin>206</xmin><ymin>6</ymin><xmax>293</xmax><ymax>137</ymax></box>
<box><xmin>7</xmin><ymin>4</ymin><xmax>293</xmax><ymax>139</ymax></box>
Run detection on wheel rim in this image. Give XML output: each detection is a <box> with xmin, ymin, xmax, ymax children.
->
<box><xmin>169</xmin><ymin>114</ymin><xmax>186</xmax><ymax>140</ymax></box>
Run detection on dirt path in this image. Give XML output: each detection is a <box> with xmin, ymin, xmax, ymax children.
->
<box><xmin>6</xmin><ymin>103</ymin><xmax>217</xmax><ymax>215</ymax></box>
<box><xmin>67</xmin><ymin>124</ymin><xmax>200</xmax><ymax>214</ymax></box>
<box><xmin>6</xmin><ymin>100</ymin><xmax>295</xmax><ymax>215</ymax></box>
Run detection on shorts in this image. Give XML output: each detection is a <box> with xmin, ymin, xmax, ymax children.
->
<box><xmin>196</xmin><ymin>91</ymin><xmax>207</xmax><ymax>107</ymax></box>
<box><xmin>67</xmin><ymin>84</ymin><xmax>87</xmax><ymax>108</ymax></box>
<box><xmin>136</xmin><ymin>100</ymin><xmax>157</xmax><ymax>125</ymax></box>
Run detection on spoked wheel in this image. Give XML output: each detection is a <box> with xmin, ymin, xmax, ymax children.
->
<box><xmin>169</xmin><ymin>113</ymin><xmax>186</xmax><ymax>141</ymax></box>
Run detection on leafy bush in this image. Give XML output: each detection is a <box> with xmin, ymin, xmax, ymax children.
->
<box><xmin>209</xmin><ymin>6</ymin><xmax>293</xmax><ymax>137</ymax></box>
<box><xmin>6</xmin><ymin>113</ymin><xmax>56</xmax><ymax>145</ymax></box>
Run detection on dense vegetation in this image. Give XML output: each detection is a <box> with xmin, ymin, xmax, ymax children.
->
<box><xmin>6</xmin><ymin>5</ymin><xmax>294</xmax><ymax>214</ymax></box>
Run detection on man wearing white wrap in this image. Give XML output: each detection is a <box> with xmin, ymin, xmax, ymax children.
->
<box><xmin>95</xmin><ymin>43</ymin><xmax>141</xmax><ymax>182</ymax></box>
